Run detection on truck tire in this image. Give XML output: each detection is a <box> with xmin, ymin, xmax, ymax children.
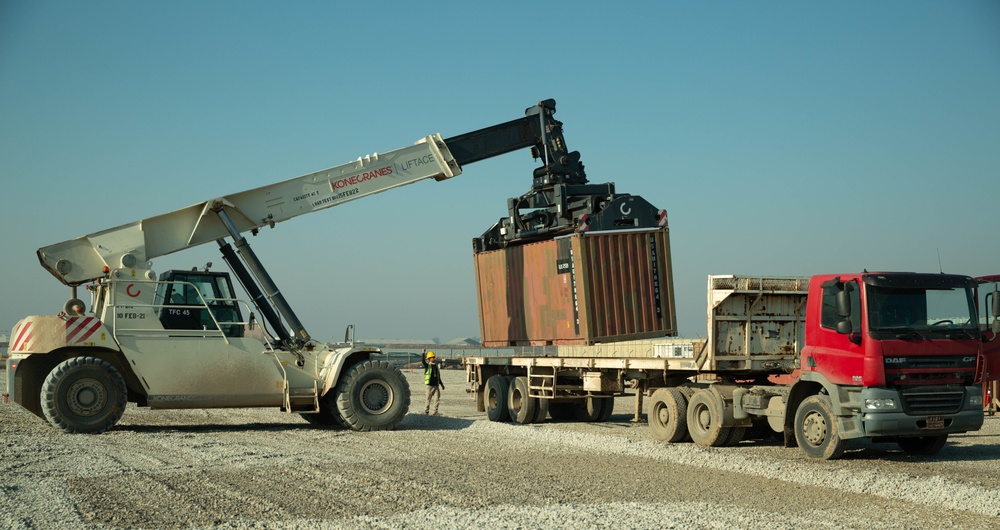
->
<box><xmin>573</xmin><ymin>397</ymin><xmax>608</xmax><ymax>422</ymax></box>
<box><xmin>547</xmin><ymin>402</ymin><xmax>576</xmax><ymax>422</ymax></box>
<box><xmin>40</xmin><ymin>356</ymin><xmax>127</xmax><ymax>434</ymax></box>
<box><xmin>596</xmin><ymin>397</ymin><xmax>614</xmax><ymax>422</ymax></box>
<box><xmin>686</xmin><ymin>388</ymin><xmax>731</xmax><ymax>447</ymax></box>
<box><xmin>335</xmin><ymin>360</ymin><xmax>409</xmax><ymax>432</ymax></box>
<box><xmin>507</xmin><ymin>376</ymin><xmax>536</xmax><ymax>424</ymax></box>
<box><xmin>300</xmin><ymin>395</ymin><xmax>347</xmax><ymax>429</ymax></box>
<box><xmin>484</xmin><ymin>375</ymin><xmax>511</xmax><ymax>422</ymax></box>
<box><xmin>532</xmin><ymin>396</ymin><xmax>549</xmax><ymax>423</ymax></box>
<box><xmin>794</xmin><ymin>394</ymin><xmax>846</xmax><ymax>460</ymax></box>
<box><xmin>897</xmin><ymin>434</ymin><xmax>948</xmax><ymax>456</ymax></box>
<box><xmin>722</xmin><ymin>426</ymin><xmax>747</xmax><ymax>446</ymax></box>
<box><xmin>648</xmin><ymin>388</ymin><xmax>688</xmax><ymax>443</ymax></box>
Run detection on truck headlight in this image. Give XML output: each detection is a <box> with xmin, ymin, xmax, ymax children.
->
<box><xmin>969</xmin><ymin>395</ymin><xmax>983</xmax><ymax>406</ymax></box>
<box><xmin>864</xmin><ymin>398</ymin><xmax>896</xmax><ymax>410</ymax></box>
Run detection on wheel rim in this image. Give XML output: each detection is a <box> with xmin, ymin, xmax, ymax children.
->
<box><xmin>486</xmin><ymin>388</ymin><xmax>497</xmax><ymax>410</ymax></box>
<box><xmin>359</xmin><ymin>380</ymin><xmax>393</xmax><ymax>415</ymax></box>
<box><xmin>693</xmin><ymin>403</ymin><xmax>711</xmax><ymax>432</ymax></box>
<box><xmin>67</xmin><ymin>377</ymin><xmax>107</xmax><ymax>417</ymax></box>
<box><xmin>654</xmin><ymin>403</ymin><xmax>670</xmax><ymax>428</ymax></box>
<box><xmin>801</xmin><ymin>410</ymin><xmax>827</xmax><ymax>447</ymax></box>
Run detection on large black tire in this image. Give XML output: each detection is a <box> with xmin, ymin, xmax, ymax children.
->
<box><xmin>648</xmin><ymin>388</ymin><xmax>688</xmax><ymax>443</ymax></box>
<box><xmin>686</xmin><ymin>388</ymin><xmax>731</xmax><ymax>447</ymax></box>
<box><xmin>573</xmin><ymin>397</ymin><xmax>609</xmax><ymax>422</ymax></box>
<box><xmin>596</xmin><ymin>397</ymin><xmax>614</xmax><ymax>422</ymax></box>
<box><xmin>484</xmin><ymin>375</ymin><xmax>511</xmax><ymax>422</ymax></box>
<box><xmin>722</xmin><ymin>425</ymin><xmax>747</xmax><ymax>447</ymax></box>
<box><xmin>507</xmin><ymin>376</ymin><xmax>536</xmax><ymax>424</ymax></box>
<box><xmin>40</xmin><ymin>356</ymin><xmax>127</xmax><ymax>434</ymax></box>
<box><xmin>335</xmin><ymin>360</ymin><xmax>409</xmax><ymax>432</ymax></box>
<box><xmin>897</xmin><ymin>434</ymin><xmax>948</xmax><ymax>456</ymax></box>
<box><xmin>547</xmin><ymin>402</ymin><xmax>576</xmax><ymax>422</ymax></box>
<box><xmin>300</xmin><ymin>394</ymin><xmax>347</xmax><ymax>429</ymax></box>
<box><xmin>794</xmin><ymin>394</ymin><xmax>846</xmax><ymax>460</ymax></box>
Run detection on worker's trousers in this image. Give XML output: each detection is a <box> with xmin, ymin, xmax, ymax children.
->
<box><xmin>424</xmin><ymin>385</ymin><xmax>441</xmax><ymax>414</ymax></box>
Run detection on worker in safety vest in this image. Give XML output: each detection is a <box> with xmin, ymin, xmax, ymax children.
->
<box><xmin>421</xmin><ymin>349</ymin><xmax>445</xmax><ymax>415</ymax></box>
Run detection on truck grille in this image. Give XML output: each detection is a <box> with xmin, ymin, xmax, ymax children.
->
<box><xmin>898</xmin><ymin>385</ymin><xmax>965</xmax><ymax>415</ymax></box>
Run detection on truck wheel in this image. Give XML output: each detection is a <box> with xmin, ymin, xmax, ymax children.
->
<box><xmin>484</xmin><ymin>375</ymin><xmax>511</xmax><ymax>422</ymax></box>
<box><xmin>686</xmin><ymin>389</ymin><xmax>731</xmax><ymax>447</ymax></box>
<box><xmin>300</xmin><ymin>395</ymin><xmax>347</xmax><ymax>429</ymax></box>
<box><xmin>335</xmin><ymin>360</ymin><xmax>409</xmax><ymax>432</ymax></box>
<box><xmin>897</xmin><ymin>435</ymin><xmax>948</xmax><ymax>456</ymax></box>
<box><xmin>596</xmin><ymin>397</ymin><xmax>614</xmax><ymax>422</ymax></box>
<box><xmin>648</xmin><ymin>388</ymin><xmax>688</xmax><ymax>443</ymax></box>
<box><xmin>573</xmin><ymin>397</ymin><xmax>607</xmax><ymax>422</ymax></box>
<box><xmin>531</xmin><ymin>396</ymin><xmax>549</xmax><ymax>423</ymax></box>
<box><xmin>722</xmin><ymin>426</ymin><xmax>746</xmax><ymax>446</ymax></box>
<box><xmin>548</xmin><ymin>402</ymin><xmax>576</xmax><ymax>422</ymax></box>
<box><xmin>40</xmin><ymin>356</ymin><xmax>127</xmax><ymax>434</ymax></box>
<box><xmin>794</xmin><ymin>394</ymin><xmax>845</xmax><ymax>460</ymax></box>
<box><xmin>507</xmin><ymin>376</ymin><xmax>536</xmax><ymax>424</ymax></box>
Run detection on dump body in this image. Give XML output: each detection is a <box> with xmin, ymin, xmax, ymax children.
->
<box><xmin>474</xmin><ymin>227</ymin><xmax>676</xmax><ymax>346</ymax></box>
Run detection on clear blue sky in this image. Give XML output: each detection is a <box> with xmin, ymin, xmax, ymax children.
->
<box><xmin>2</xmin><ymin>1</ymin><xmax>998</xmax><ymax>342</ymax></box>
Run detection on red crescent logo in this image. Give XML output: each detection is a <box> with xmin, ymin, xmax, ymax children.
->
<box><xmin>126</xmin><ymin>284</ymin><xmax>141</xmax><ymax>297</ymax></box>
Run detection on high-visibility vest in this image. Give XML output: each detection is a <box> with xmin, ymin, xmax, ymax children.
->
<box><xmin>424</xmin><ymin>364</ymin><xmax>438</xmax><ymax>385</ymax></box>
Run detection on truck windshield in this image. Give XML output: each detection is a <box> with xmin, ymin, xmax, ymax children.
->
<box><xmin>867</xmin><ymin>285</ymin><xmax>977</xmax><ymax>337</ymax></box>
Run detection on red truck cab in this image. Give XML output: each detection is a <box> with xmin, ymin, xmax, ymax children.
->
<box><xmin>798</xmin><ymin>272</ymin><xmax>985</xmax><ymax>447</ymax></box>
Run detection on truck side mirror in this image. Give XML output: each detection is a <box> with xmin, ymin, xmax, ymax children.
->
<box><xmin>836</xmin><ymin>290</ymin><xmax>852</xmax><ymax>318</ymax></box>
<box><xmin>836</xmin><ymin>320</ymin><xmax>852</xmax><ymax>334</ymax></box>
<box><xmin>992</xmin><ymin>291</ymin><xmax>1000</xmax><ymax>318</ymax></box>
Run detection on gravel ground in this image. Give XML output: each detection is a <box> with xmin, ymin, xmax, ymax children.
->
<box><xmin>2</xmin><ymin>367</ymin><xmax>999</xmax><ymax>529</ymax></box>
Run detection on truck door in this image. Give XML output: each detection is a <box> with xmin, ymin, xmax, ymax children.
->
<box><xmin>977</xmin><ymin>275</ymin><xmax>1000</xmax><ymax>414</ymax></box>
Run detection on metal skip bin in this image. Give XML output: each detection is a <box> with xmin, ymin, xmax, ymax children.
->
<box><xmin>474</xmin><ymin>227</ymin><xmax>677</xmax><ymax>346</ymax></box>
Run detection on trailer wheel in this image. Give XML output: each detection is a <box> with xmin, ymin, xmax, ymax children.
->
<box><xmin>335</xmin><ymin>360</ymin><xmax>409</xmax><ymax>432</ymax></box>
<box><xmin>686</xmin><ymin>389</ymin><xmax>731</xmax><ymax>447</ymax></box>
<box><xmin>722</xmin><ymin>426</ymin><xmax>747</xmax><ymax>446</ymax></box>
<box><xmin>548</xmin><ymin>402</ymin><xmax>576</xmax><ymax>422</ymax></box>
<box><xmin>531</xmin><ymin>396</ymin><xmax>549</xmax><ymax>423</ymax></box>
<box><xmin>897</xmin><ymin>434</ymin><xmax>948</xmax><ymax>456</ymax></box>
<box><xmin>596</xmin><ymin>397</ymin><xmax>614</xmax><ymax>422</ymax></box>
<box><xmin>484</xmin><ymin>375</ymin><xmax>511</xmax><ymax>422</ymax></box>
<box><xmin>573</xmin><ymin>397</ymin><xmax>608</xmax><ymax>422</ymax></box>
<box><xmin>508</xmin><ymin>376</ymin><xmax>536</xmax><ymax>424</ymax></box>
<box><xmin>300</xmin><ymin>394</ymin><xmax>347</xmax><ymax>429</ymax></box>
<box><xmin>794</xmin><ymin>394</ymin><xmax>845</xmax><ymax>460</ymax></box>
<box><xmin>648</xmin><ymin>388</ymin><xmax>688</xmax><ymax>443</ymax></box>
<box><xmin>40</xmin><ymin>356</ymin><xmax>127</xmax><ymax>434</ymax></box>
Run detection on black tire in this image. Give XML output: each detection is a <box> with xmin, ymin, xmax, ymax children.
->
<box><xmin>722</xmin><ymin>425</ymin><xmax>747</xmax><ymax>446</ymax></box>
<box><xmin>573</xmin><ymin>397</ymin><xmax>604</xmax><ymax>422</ymax></box>
<box><xmin>335</xmin><ymin>360</ymin><xmax>410</xmax><ymax>432</ymax></box>
<box><xmin>686</xmin><ymin>389</ymin><xmax>731</xmax><ymax>447</ymax></box>
<box><xmin>531</xmin><ymin>396</ymin><xmax>549</xmax><ymax>423</ymax></box>
<box><xmin>300</xmin><ymin>394</ymin><xmax>347</xmax><ymax>429</ymax></box>
<box><xmin>897</xmin><ymin>435</ymin><xmax>948</xmax><ymax>456</ymax></box>
<box><xmin>648</xmin><ymin>388</ymin><xmax>688</xmax><ymax>443</ymax></box>
<box><xmin>794</xmin><ymin>394</ymin><xmax>846</xmax><ymax>460</ymax></box>
<box><xmin>508</xmin><ymin>376</ymin><xmax>536</xmax><ymax>424</ymax></box>
<box><xmin>484</xmin><ymin>375</ymin><xmax>511</xmax><ymax>422</ymax></box>
<box><xmin>547</xmin><ymin>402</ymin><xmax>576</xmax><ymax>422</ymax></box>
<box><xmin>40</xmin><ymin>356</ymin><xmax>127</xmax><ymax>434</ymax></box>
<box><xmin>596</xmin><ymin>397</ymin><xmax>614</xmax><ymax>422</ymax></box>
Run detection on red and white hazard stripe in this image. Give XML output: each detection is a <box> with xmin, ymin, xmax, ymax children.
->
<box><xmin>657</xmin><ymin>210</ymin><xmax>668</xmax><ymax>227</ymax></box>
<box><xmin>66</xmin><ymin>317</ymin><xmax>102</xmax><ymax>344</ymax></box>
<box><xmin>11</xmin><ymin>321</ymin><xmax>34</xmax><ymax>352</ymax></box>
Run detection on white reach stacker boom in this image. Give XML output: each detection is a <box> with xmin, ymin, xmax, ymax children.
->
<box><xmin>6</xmin><ymin>99</ymin><xmax>666</xmax><ymax>433</ymax></box>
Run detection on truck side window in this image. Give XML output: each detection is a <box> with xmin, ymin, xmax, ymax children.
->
<box><xmin>821</xmin><ymin>282</ymin><xmax>860</xmax><ymax>331</ymax></box>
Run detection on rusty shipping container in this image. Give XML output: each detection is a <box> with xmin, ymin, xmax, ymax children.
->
<box><xmin>474</xmin><ymin>228</ymin><xmax>677</xmax><ymax>346</ymax></box>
